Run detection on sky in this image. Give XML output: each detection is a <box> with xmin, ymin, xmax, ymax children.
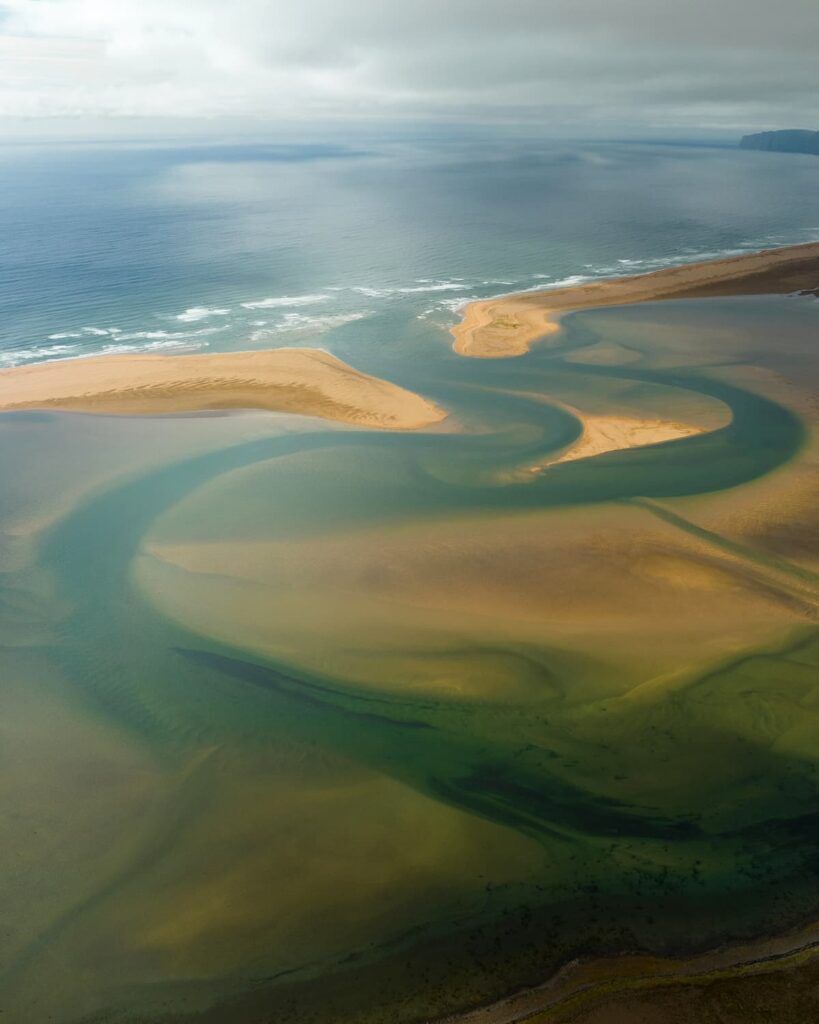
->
<box><xmin>0</xmin><ymin>0</ymin><xmax>817</xmax><ymax>138</ymax></box>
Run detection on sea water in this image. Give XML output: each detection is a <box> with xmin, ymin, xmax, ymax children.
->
<box><xmin>1</xmin><ymin>133</ymin><xmax>818</xmax><ymax>370</ymax></box>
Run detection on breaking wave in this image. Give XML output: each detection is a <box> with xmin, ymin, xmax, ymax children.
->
<box><xmin>241</xmin><ymin>294</ymin><xmax>330</xmax><ymax>310</ymax></box>
<box><xmin>175</xmin><ymin>307</ymin><xmax>231</xmax><ymax>323</ymax></box>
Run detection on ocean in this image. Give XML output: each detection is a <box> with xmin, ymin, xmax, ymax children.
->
<box><xmin>1</xmin><ymin>134</ymin><xmax>818</xmax><ymax>368</ymax></box>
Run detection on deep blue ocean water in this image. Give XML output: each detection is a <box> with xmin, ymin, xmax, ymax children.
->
<box><xmin>1</xmin><ymin>135</ymin><xmax>818</xmax><ymax>368</ymax></box>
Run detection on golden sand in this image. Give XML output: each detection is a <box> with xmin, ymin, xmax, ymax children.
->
<box><xmin>0</xmin><ymin>346</ymin><xmax>446</xmax><ymax>430</ymax></box>
<box><xmin>451</xmin><ymin>241</ymin><xmax>819</xmax><ymax>358</ymax></box>
<box><xmin>543</xmin><ymin>412</ymin><xmax>705</xmax><ymax>467</ymax></box>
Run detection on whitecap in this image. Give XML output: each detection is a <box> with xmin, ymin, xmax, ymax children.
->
<box><xmin>0</xmin><ymin>343</ymin><xmax>82</xmax><ymax>367</ymax></box>
<box><xmin>349</xmin><ymin>286</ymin><xmax>391</xmax><ymax>298</ymax></box>
<box><xmin>116</xmin><ymin>326</ymin><xmax>227</xmax><ymax>342</ymax></box>
<box><xmin>116</xmin><ymin>330</ymin><xmax>173</xmax><ymax>341</ymax></box>
<box><xmin>43</xmin><ymin>343</ymin><xmax>80</xmax><ymax>355</ymax></box>
<box><xmin>539</xmin><ymin>274</ymin><xmax>593</xmax><ymax>289</ymax></box>
<box><xmin>241</xmin><ymin>293</ymin><xmax>330</xmax><ymax>310</ymax></box>
<box><xmin>175</xmin><ymin>306</ymin><xmax>231</xmax><ymax>323</ymax></box>
<box><xmin>278</xmin><ymin>310</ymin><xmax>369</xmax><ymax>329</ymax></box>
<box><xmin>0</xmin><ymin>350</ymin><xmax>37</xmax><ymax>367</ymax></box>
<box><xmin>189</xmin><ymin>326</ymin><xmax>228</xmax><ymax>337</ymax></box>
<box><xmin>476</xmin><ymin>277</ymin><xmax>590</xmax><ymax>301</ymax></box>
<box><xmin>250</xmin><ymin>311</ymin><xmax>371</xmax><ymax>339</ymax></box>
<box><xmin>349</xmin><ymin>282</ymin><xmax>471</xmax><ymax>298</ymax></box>
<box><xmin>98</xmin><ymin>339</ymin><xmax>208</xmax><ymax>356</ymax></box>
<box><xmin>396</xmin><ymin>282</ymin><xmax>471</xmax><ymax>294</ymax></box>
<box><xmin>436</xmin><ymin>297</ymin><xmax>472</xmax><ymax>313</ymax></box>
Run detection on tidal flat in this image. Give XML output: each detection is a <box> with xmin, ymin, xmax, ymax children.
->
<box><xmin>0</xmin><ymin>290</ymin><xmax>817</xmax><ymax>1024</ymax></box>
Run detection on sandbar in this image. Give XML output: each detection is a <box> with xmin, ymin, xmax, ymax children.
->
<box><xmin>542</xmin><ymin>412</ymin><xmax>705</xmax><ymax>467</ymax></box>
<box><xmin>452</xmin><ymin>241</ymin><xmax>819</xmax><ymax>357</ymax></box>
<box><xmin>0</xmin><ymin>346</ymin><xmax>446</xmax><ymax>430</ymax></box>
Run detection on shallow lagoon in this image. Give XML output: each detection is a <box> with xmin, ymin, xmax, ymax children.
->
<box><xmin>0</xmin><ymin>295</ymin><xmax>817</xmax><ymax>1022</ymax></box>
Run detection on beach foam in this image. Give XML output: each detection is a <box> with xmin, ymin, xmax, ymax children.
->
<box><xmin>0</xmin><ymin>344</ymin><xmax>82</xmax><ymax>367</ymax></box>
<box><xmin>96</xmin><ymin>339</ymin><xmax>210</xmax><ymax>356</ymax></box>
<box><xmin>175</xmin><ymin>307</ymin><xmax>231</xmax><ymax>323</ymax></box>
<box><xmin>349</xmin><ymin>281</ymin><xmax>472</xmax><ymax>298</ymax></box>
<box><xmin>250</xmin><ymin>311</ymin><xmax>371</xmax><ymax>339</ymax></box>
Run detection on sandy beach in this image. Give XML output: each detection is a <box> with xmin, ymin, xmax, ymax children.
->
<box><xmin>0</xmin><ymin>346</ymin><xmax>446</xmax><ymax>430</ymax></box>
<box><xmin>452</xmin><ymin>241</ymin><xmax>819</xmax><ymax>358</ymax></box>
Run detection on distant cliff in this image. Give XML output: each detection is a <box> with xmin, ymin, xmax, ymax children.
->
<box><xmin>740</xmin><ymin>130</ymin><xmax>819</xmax><ymax>155</ymax></box>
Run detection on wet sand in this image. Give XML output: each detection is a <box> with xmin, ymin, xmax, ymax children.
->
<box><xmin>451</xmin><ymin>241</ymin><xmax>819</xmax><ymax>357</ymax></box>
<box><xmin>0</xmin><ymin>346</ymin><xmax>446</xmax><ymax>430</ymax></box>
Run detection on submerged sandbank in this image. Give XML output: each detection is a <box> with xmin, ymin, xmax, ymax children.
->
<box><xmin>0</xmin><ymin>346</ymin><xmax>446</xmax><ymax>430</ymax></box>
<box><xmin>452</xmin><ymin>241</ymin><xmax>819</xmax><ymax>358</ymax></box>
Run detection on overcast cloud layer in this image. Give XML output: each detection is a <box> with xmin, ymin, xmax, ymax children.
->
<box><xmin>1</xmin><ymin>0</ymin><xmax>817</xmax><ymax>135</ymax></box>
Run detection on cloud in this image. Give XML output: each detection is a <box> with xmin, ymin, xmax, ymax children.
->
<box><xmin>0</xmin><ymin>0</ymin><xmax>817</xmax><ymax>132</ymax></box>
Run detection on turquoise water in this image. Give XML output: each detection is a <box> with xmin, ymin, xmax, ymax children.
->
<box><xmin>2</xmin><ymin>136</ymin><xmax>819</xmax><ymax>368</ymax></box>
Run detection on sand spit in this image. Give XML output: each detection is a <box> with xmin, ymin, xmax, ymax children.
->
<box><xmin>452</xmin><ymin>241</ymin><xmax>819</xmax><ymax>358</ymax></box>
<box><xmin>544</xmin><ymin>413</ymin><xmax>705</xmax><ymax>467</ymax></box>
<box><xmin>0</xmin><ymin>347</ymin><xmax>446</xmax><ymax>430</ymax></box>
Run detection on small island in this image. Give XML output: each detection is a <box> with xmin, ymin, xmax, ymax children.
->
<box><xmin>740</xmin><ymin>129</ymin><xmax>819</xmax><ymax>155</ymax></box>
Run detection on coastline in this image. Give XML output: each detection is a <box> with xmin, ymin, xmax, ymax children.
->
<box><xmin>451</xmin><ymin>240</ymin><xmax>819</xmax><ymax>358</ymax></box>
<box><xmin>0</xmin><ymin>346</ymin><xmax>446</xmax><ymax>431</ymax></box>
